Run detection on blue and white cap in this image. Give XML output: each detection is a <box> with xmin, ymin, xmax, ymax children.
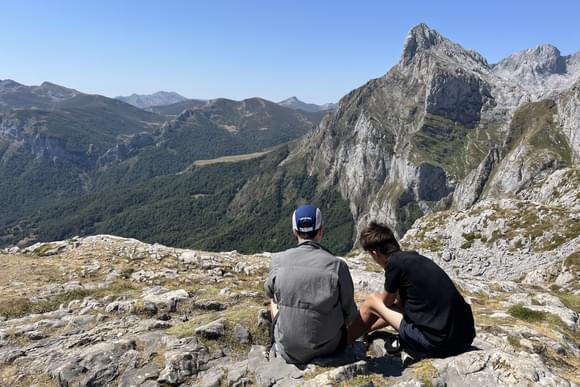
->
<box><xmin>292</xmin><ymin>204</ymin><xmax>322</xmax><ymax>233</ymax></box>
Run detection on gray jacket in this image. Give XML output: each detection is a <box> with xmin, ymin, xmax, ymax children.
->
<box><xmin>264</xmin><ymin>241</ymin><xmax>358</xmax><ymax>363</ymax></box>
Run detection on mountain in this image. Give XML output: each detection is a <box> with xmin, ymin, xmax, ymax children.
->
<box><xmin>278</xmin><ymin>96</ymin><xmax>336</xmax><ymax>112</ymax></box>
<box><xmin>0</xmin><ymin>88</ymin><xmax>324</xmax><ymax>248</ymax></box>
<box><xmin>1</xmin><ymin>24</ymin><xmax>578</xmax><ymax>386</ymax></box>
<box><xmin>269</xmin><ymin>23</ymin><xmax>580</xmax><ymax>240</ymax></box>
<box><xmin>147</xmin><ymin>99</ymin><xmax>208</xmax><ymax>116</ymax></box>
<box><xmin>116</xmin><ymin>91</ymin><xmax>189</xmax><ymax>109</ymax></box>
<box><xmin>0</xmin><ymin>79</ymin><xmax>81</xmax><ymax>110</ymax></box>
<box><xmin>2</xmin><ymin>23</ymin><xmax>580</xmax><ymax>259</ymax></box>
<box><xmin>91</xmin><ymin>97</ymin><xmax>324</xmax><ymax>186</ymax></box>
<box><xmin>0</xmin><ymin>82</ymin><xmax>165</xmax><ymax>242</ymax></box>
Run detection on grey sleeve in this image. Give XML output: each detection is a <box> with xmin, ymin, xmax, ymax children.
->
<box><xmin>264</xmin><ymin>256</ymin><xmax>278</xmax><ymax>300</ymax></box>
<box><xmin>338</xmin><ymin>260</ymin><xmax>358</xmax><ymax>322</ymax></box>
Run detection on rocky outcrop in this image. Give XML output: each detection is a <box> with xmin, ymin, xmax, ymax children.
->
<box><xmin>1</xmin><ymin>234</ymin><xmax>578</xmax><ymax>386</ymax></box>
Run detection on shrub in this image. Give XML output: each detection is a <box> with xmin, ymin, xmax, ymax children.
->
<box><xmin>507</xmin><ymin>304</ymin><xmax>546</xmax><ymax>323</ymax></box>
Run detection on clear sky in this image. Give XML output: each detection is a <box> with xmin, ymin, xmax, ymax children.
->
<box><xmin>2</xmin><ymin>0</ymin><xmax>579</xmax><ymax>104</ymax></box>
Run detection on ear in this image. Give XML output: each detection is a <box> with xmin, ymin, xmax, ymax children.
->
<box><xmin>316</xmin><ymin>227</ymin><xmax>324</xmax><ymax>241</ymax></box>
<box><xmin>370</xmin><ymin>250</ymin><xmax>387</xmax><ymax>267</ymax></box>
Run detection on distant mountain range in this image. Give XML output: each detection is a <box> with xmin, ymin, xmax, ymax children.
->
<box><xmin>115</xmin><ymin>91</ymin><xmax>189</xmax><ymax>109</ymax></box>
<box><xmin>115</xmin><ymin>92</ymin><xmax>337</xmax><ymax>113</ymax></box>
<box><xmin>0</xmin><ymin>80</ymin><xmax>325</xmax><ymax>249</ymax></box>
<box><xmin>278</xmin><ymin>96</ymin><xmax>336</xmax><ymax>112</ymax></box>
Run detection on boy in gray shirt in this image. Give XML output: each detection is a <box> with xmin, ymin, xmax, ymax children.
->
<box><xmin>265</xmin><ymin>204</ymin><xmax>358</xmax><ymax>364</ymax></box>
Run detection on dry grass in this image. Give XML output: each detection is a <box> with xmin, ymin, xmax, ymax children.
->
<box><xmin>194</xmin><ymin>150</ymin><xmax>271</xmax><ymax>166</ymax></box>
<box><xmin>0</xmin><ymin>280</ymin><xmax>137</xmax><ymax>319</ymax></box>
<box><xmin>0</xmin><ymin>366</ymin><xmax>56</xmax><ymax>387</ymax></box>
<box><xmin>167</xmin><ymin>300</ymin><xmax>269</xmax><ymax>354</ymax></box>
<box><xmin>415</xmin><ymin>360</ymin><xmax>438</xmax><ymax>387</ymax></box>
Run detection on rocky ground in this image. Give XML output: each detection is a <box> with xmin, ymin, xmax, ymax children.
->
<box><xmin>0</xmin><ymin>231</ymin><xmax>578</xmax><ymax>386</ymax></box>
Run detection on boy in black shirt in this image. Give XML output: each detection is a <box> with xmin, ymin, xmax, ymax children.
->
<box><xmin>348</xmin><ymin>222</ymin><xmax>475</xmax><ymax>357</ymax></box>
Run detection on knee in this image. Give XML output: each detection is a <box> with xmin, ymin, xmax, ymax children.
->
<box><xmin>361</xmin><ymin>293</ymin><xmax>380</xmax><ymax>312</ymax></box>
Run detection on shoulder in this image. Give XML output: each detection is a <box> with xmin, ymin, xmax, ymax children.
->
<box><xmin>271</xmin><ymin>247</ymin><xmax>296</xmax><ymax>265</ymax></box>
<box><xmin>390</xmin><ymin>250</ymin><xmax>427</xmax><ymax>262</ymax></box>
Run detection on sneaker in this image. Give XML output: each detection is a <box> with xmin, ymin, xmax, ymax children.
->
<box><xmin>401</xmin><ymin>350</ymin><xmax>418</xmax><ymax>367</ymax></box>
<box><xmin>385</xmin><ymin>335</ymin><xmax>402</xmax><ymax>355</ymax></box>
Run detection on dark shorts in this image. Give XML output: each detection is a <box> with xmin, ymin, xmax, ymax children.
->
<box><xmin>399</xmin><ymin>319</ymin><xmax>473</xmax><ymax>358</ymax></box>
<box><xmin>399</xmin><ymin>319</ymin><xmax>439</xmax><ymax>356</ymax></box>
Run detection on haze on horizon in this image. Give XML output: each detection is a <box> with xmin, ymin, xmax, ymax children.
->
<box><xmin>2</xmin><ymin>0</ymin><xmax>580</xmax><ymax>105</ymax></box>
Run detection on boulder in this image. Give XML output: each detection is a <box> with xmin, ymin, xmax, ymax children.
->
<box><xmin>119</xmin><ymin>364</ymin><xmax>160</xmax><ymax>387</ymax></box>
<box><xmin>52</xmin><ymin>339</ymin><xmax>137</xmax><ymax>387</ymax></box>
<box><xmin>234</xmin><ymin>323</ymin><xmax>251</xmax><ymax>344</ymax></box>
<box><xmin>142</xmin><ymin>288</ymin><xmax>189</xmax><ymax>313</ymax></box>
<box><xmin>195</xmin><ymin>319</ymin><xmax>226</xmax><ymax>339</ymax></box>
<box><xmin>158</xmin><ymin>340</ymin><xmax>209</xmax><ymax>385</ymax></box>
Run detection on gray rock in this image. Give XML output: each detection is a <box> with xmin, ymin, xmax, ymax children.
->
<box><xmin>105</xmin><ymin>300</ymin><xmax>135</xmax><ymax>314</ymax></box>
<box><xmin>0</xmin><ymin>349</ymin><xmax>26</xmax><ymax>364</ymax></box>
<box><xmin>194</xmin><ymin>300</ymin><xmax>227</xmax><ymax>311</ymax></box>
<box><xmin>67</xmin><ymin>315</ymin><xmax>96</xmax><ymax>328</ymax></box>
<box><xmin>303</xmin><ymin>360</ymin><xmax>367</xmax><ymax>386</ymax></box>
<box><xmin>257</xmin><ymin>309</ymin><xmax>271</xmax><ymax>329</ymax></box>
<box><xmin>141</xmin><ymin>381</ymin><xmax>160</xmax><ymax>387</ymax></box>
<box><xmin>25</xmin><ymin>330</ymin><xmax>48</xmax><ymax>340</ymax></box>
<box><xmin>52</xmin><ymin>339</ymin><xmax>137</xmax><ymax>387</ymax></box>
<box><xmin>146</xmin><ymin>320</ymin><xmax>173</xmax><ymax>330</ymax></box>
<box><xmin>158</xmin><ymin>340</ymin><xmax>210</xmax><ymax>385</ymax></box>
<box><xmin>197</xmin><ymin>367</ymin><xmax>226</xmax><ymax>387</ymax></box>
<box><xmin>226</xmin><ymin>360</ymin><xmax>249</xmax><ymax>386</ymax></box>
<box><xmin>432</xmin><ymin>349</ymin><xmax>570</xmax><ymax>386</ymax></box>
<box><xmin>195</xmin><ymin>319</ymin><xmax>226</xmax><ymax>339</ymax></box>
<box><xmin>119</xmin><ymin>364</ymin><xmax>160</xmax><ymax>387</ymax></box>
<box><xmin>234</xmin><ymin>323</ymin><xmax>251</xmax><ymax>344</ymax></box>
<box><xmin>248</xmin><ymin>345</ymin><xmax>304</xmax><ymax>387</ymax></box>
<box><xmin>178</xmin><ymin>251</ymin><xmax>198</xmax><ymax>265</ymax></box>
<box><xmin>142</xmin><ymin>288</ymin><xmax>189</xmax><ymax>313</ymax></box>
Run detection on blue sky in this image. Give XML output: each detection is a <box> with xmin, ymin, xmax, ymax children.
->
<box><xmin>2</xmin><ymin>1</ymin><xmax>580</xmax><ymax>104</ymax></box>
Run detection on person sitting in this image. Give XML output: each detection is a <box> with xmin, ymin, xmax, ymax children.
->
<box><xmin>348</xmin><ymin>221</ymin><xmax>475</xmax><ymax>358</ymax></box>
<box><xmin>264</xmin><ymin>204</ymin><xmax>358</xmax><ymax>364</ymax></box>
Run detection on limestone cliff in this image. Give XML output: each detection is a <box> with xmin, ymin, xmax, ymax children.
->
<box><xmin>266</xmin><ymin>23</ymin><xmax>580</xmax><ymax>239</ymax></box>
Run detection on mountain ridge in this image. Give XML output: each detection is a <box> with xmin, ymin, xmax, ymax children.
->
<box><xmin>278</xmin><ymin>96</ymin><xmax>336</xmax><ymax>112</ymax></box>
<box><xmin>116</xmin><ymin>91</ymin><xmax>189</xmax><ymax>109</ymax></box>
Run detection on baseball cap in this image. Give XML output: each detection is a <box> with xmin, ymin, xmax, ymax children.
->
<box><xmin>292</xmin><ymin>204</ymin><xmax>322</xmax><ymax>233</ymax></box>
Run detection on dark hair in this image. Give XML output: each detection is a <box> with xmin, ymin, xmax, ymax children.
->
<box><xmin>359</xmin><ymin>221</ymin><xmax>400</xmax><ymax>255</ymax></box>
<box><xmin>296</xmin><ymin>228</ymin><xmax>321</xmax><ymax>240</ymax></box>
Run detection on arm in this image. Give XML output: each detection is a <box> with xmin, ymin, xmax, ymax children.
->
<box><xmin>264</xmin><ymin>256</ymin><xmax>278</xmax><ymax>302</ymax></box>
<box><xmin>338</xmin><ymin>261</ymin><xmax>358</xmax><ymax>323</ymax></box>
<box><xmin>378</xmin><ymin>289</ymin><xmax>397</xmax><ymax>307</ymax></box>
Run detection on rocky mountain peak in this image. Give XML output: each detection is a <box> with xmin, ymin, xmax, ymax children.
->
<box><xmin>0</xmin><ymin>79</ymin><xmax>23</xmax><ymax>91</ymax></box>
<box><xmin>36</xmin><ymin>81</ymin><xmax>80</xmax><ymax>100</ymax></box>
<box><xmin>494</xmin><ymin>43</ymin><xmax>566</xmax><ymax>76</ymax></box>
<box><xmin>116</xmin><ymin>91</ymin><xmax>188</xmax><ymax>109</ymax></box>
<box><xmin>401</xmin><ymin>23</ymin><xmax>446</xmax><ymax>63</ymax></box>
<box><xmin>400</xmin><ymin>23</ymin><xmax>488</xmax><ymax>70</ymax></box>
<box><xmin>281</xmin><ymin>96</ymin><xmax>300</xmax><ymax>103</ymax></box>
<box><xmin>278</xmin><ymin>96</ymin><xmax>333</xmax><ymax>112</ymax></box>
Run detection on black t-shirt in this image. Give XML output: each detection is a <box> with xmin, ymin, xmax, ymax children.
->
<box><xmin>385</xmin><ymin>251</ymin><xmax>475</xmax><ymax>350</ymax></box>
